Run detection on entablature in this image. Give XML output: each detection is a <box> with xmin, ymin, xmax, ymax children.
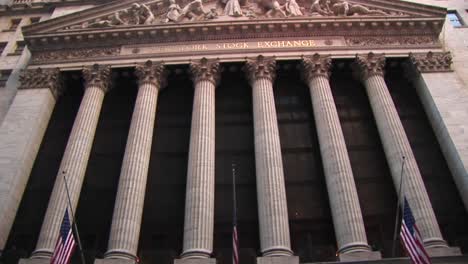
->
<box><xmin>21</xmin><ymin>0</ymin><xmax>448</xmax><ymax>69</ymax></box>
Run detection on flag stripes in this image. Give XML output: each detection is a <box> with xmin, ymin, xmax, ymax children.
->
<box><xmin>232</xmin><ymin>225</ymin><xmax>239</xmax><ymax>264</ymax></box>
<box><xmin>51</xmin><ymin>211</ymin><xmax>76</xmax><ymax>264</ymax></box>
<box><xmin>400</xmin><ymin>198</ymin><xmax>431</xmax><ymax>264</ymax></box>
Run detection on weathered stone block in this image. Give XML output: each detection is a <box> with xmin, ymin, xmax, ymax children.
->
<box><xmin>94</xmin><ymin>258</ymin><xmax>136</xmax><ymax>264</ymax></box>
<box><xmin>19</xmin><ymin>258</ymin><xmax>50</xmax><ymax>264</ymax></box>
<box><xmin>257</xmin><ymin>256</ymin><xmax>299</xmax><ymax>264</ymax></box>
<box><xmin>174</xmin><ymin>258</ymin><xmax>216</xmax><ymax>264</ymax></box>
<box><xmin>339</xmin><ymin>250</ymin><xmax>382</xmax><ymax>262</ymax></box>
<box><xmin>426</xmin><ymin>246</ymin><xmax>462</xmax><ymax>257</ymax></box>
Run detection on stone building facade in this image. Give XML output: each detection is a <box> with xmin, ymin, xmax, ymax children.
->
<box><xmin>0</xmin><ymin>0</ymin><xmax>467</xmax><ymax>264</ymax></box>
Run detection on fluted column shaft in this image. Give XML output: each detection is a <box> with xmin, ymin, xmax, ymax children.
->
<box><xmin>356</xmin><ymin>53</ymin><xmax>446</xmax><ymax>248</ymax></box>
<box><xmin>32</xmin><ymin>64</ymin><xmax>111</xmax><ymax>258</ymax></box>
<box><xmin>181</xmin><ymin>58</ymin><xmax>219</xmax><ymax>259</ymax></box>
<box><xmin>246</xmin><ymin>56</ymin><xmax>292</xmax><ymax>257</ymax></box>
<box><xmin>302</xmin><ymin>55</ymin><xmax>370</xmax><ymax>254</ymax></box>
<box><xmin>0</xmin><ymin>68</ymin><xmax>62</xmax><ymax>252</ymax></box>
<box><xmin>105</xmin><ymin>61</ymin><xmax>165</xmax><ymax>260</ymax></box>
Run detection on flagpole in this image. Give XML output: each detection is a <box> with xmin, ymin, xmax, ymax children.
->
<box><xmin>391</xmin><ymin>156</ymin><xmax>406</xmax><ymax>258</ymax></box>
<box><xmin>62</xmin><ymin>171</ymin><xmax>86</xmax><ymax>264</ymax></box>
<box><xmin>232</xmin><ymin>163</ymin><xmax>237</xmax><ymax>225</ymax></box>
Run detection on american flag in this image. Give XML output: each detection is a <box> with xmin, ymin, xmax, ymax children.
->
<box><xmin>232</xmin><ymin>222</ymin><xmax>239</xmax><ymax>264</ymax></box>
<box><xmin>51</xmin><ymin>210</ymin><xmax>76</xmax><ymax>264</ymax></box>
<box><xmin>232</xmin><ymin>163</ymin><xmax>239</xmax><ymax>264</ymax></box>
<box><xmin>400</xmin><ymin>198</ymin><xmax>431</xmax><ymax>264</ymax></box>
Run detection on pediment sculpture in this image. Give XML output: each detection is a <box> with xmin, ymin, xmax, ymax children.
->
<box><xmin>64</xmin><ymin>0</ymin><xmax>404</xmax><ymax>30</ymax></box>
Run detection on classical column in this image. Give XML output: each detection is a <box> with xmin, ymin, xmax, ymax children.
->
<box><xmin>0</xmin><ymin>68</ymin><xmax>62</xmax><ymax>252</ymax></box>
<box><xmin>354</xmin><ymin>53</ymin><xmax>449</xmax><ymax>251</ymax></box>
<box><xmin>302</xmin><ymin>55</ymin><xmax>379</xmax><ymax>261</ymax></box>
<box><xmin>407</xmin><ymin>52</ymin><xmax>468</xmax><ymax>212</ymax></box>
<box><xmin>179</xmin><ymin>58</ymin><xmax>219</xmax><ymax>262</ymax></box>
<box><xmin>103</xmin><ymin>61</ymin><xmax>165</xmax><ymax>262</ymax></box>
<box><xmin>245</xmin><ymin>56</ymin><xmax>296</xmax><ymax>263</ymax></box>
<box><xmin>31</xmin><ymin>64</ymin><xmax>111</xmax><ymax>258</ymax></box>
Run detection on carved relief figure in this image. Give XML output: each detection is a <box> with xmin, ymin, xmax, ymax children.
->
<box><xmin>165</xmin><ymin>0</ymin><xmax>183</xmax><ymax>22</ymax></box>
<box><xmin>205</xmin><ymin>8</ymin><xmax>219</xmax><ymax>19</ymax></box>
<box><xmin>129</xmin><ymin>3</ymin><xmax>156</xmax><ymax>24</ymax></box>
<box><xmin>180</xmin><ymin>0</ymin><xmax>207</xmax><ymax>21</ymax></box>
<box><xmin>328</xmin><ymin>0</ymin><xmax>387</xmax><ymax>16</ymax></box>
<box><xmin>347</xmin><ymin>3</ymin><xmax>387</xmax><ymax>16</ymax></box>
<box><xmin>310</xmin><ymin>0</ymin><xmax>331</xmax><ymax>16</ymax></box>
<box><xmin>224</xmin><ymin>0</ymin><xmax>243</xmax><ymax>17</ymax></box>
<box><xmin>163</xmin><ymin>0</ymin><xmax>217</xmax><ymax>22</ymax></box>
<box><xmin>86</xmin><ymin>18</ymin><xmax>116</xmax><ymax>28</ymax></box>
<box><xmin>284</xmin><ymin>0</ymin><xmax>303</xmax><ymax>16</ymax></box>
<box><xmin>265</xmin><ymin>0</ymin><xmax>287</xmax><ymax>17</ymax></box>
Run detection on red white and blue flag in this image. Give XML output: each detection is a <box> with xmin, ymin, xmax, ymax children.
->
<box><xmin>232</xmin><ymin>163</ymin><xmax>239</xmax><ymax>264</ymax></box>
<box><xmin>400</xmin><ymin>198</ymin><xmax>431</xmax><ymax>264</ymax></box>
<box><xmin>232</xmin><ymin>222</ymin><xmax>239</xmax><ymax>264</ymax></box>
<box><xmin>51</xmin><ymin>210</ymin><xmax>76</xmax><ymax>264</ymax></box>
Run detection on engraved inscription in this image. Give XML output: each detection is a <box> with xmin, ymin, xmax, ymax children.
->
<box><xmin>122</xmin><ymin>38</ymin><xmax>336</xmax><ymax>56</ymax></box>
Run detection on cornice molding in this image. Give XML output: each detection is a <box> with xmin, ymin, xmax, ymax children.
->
<box><xmin>0</xmin><ymin>0</ymin><xmax>114</xmax><ymax>15</ymax></box>
<box><xmin>409</xmin><ymin>51</ymin><xmax>452</xmax><ymax>73</ymax></box>
<box><xmin>245</xmin><ymin>55</ymin><xmax>276</xmax><ymax>83</ymax></box>
<box><xmin>82</xmin><ymin>64</ymin><xmax>112</xmax><ymax>92</ymax></box>
<box><xmin>19</xmin><ymin>68</ymin><xmax>63</xmax><ymax>99</ymax></box>
<box><xmin>24</xmin><ymin>17</ymin><xmax>444</xmax><ymax>51</ymax></box>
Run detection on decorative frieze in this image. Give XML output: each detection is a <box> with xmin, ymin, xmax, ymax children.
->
<box><xmin>244</xmin><ymin>55</ymin><xmax>276</xmax><ymax>83</ymax></box>
<box><xmin>354</xmin><ymin>52</ymin><xmax>386</xmax><ymax>81</ymax></box>
<box><xmin>189</xmin><ymin>58</ymin><xmax>220</xmax><ymax>86</ymax></box>
<box><xmin>82</xmin><ymin>64</ymin><xmax>112</xmax><ymax>92</ymax></box>
<box><xmin>19</xmin><ymin>68</ymin><xmax>63</xmax><ymax>99</ymax></box>
<box><xmin>346</xmin><ymin>36</ymin><xmax>438</xmax><ymax>47</ymax></box>
<box><xmin>31</xmin><ymin>47</ymin><xmax>120</xmax><ymax>64</ymax></box>
<box><xmin>63</xmin><ymin>0</ymin><xmax>405</xmax><ymax>30</ymax></box>
<box><xmin>409</xmin><ymin>51</ymin><xmax>452</xmax><ymax>73</ymax></box>
<box><xmin>135</xmin><ymin>60</ymin><xmax>166</xmax><ymax>87</ymax></box>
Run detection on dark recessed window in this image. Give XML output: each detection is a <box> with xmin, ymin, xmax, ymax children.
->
<box><xmin>0</xmin><ymin>42</ymin><xmax>7</xmax><ymax>55</ymax></box>
<box><xmin>13</xmin><ymin>41</ymin><xmax>26</xmax><ymax>55</ymax></box>
<box><xmin>30</xmin><ymin>17</ymin><xmax>41</xmax><ymax>24</ymax></box>
<box><xmin>9</xmin><ymin>18</ymin><xmax>21</xmax><ymax>31</ymax></box>
<box><xmin>448</xmin><ymin>11</ymin><xmax>464</xmax><ymax>27</ymax></box>
<box><xmin>0</xmin><ymin>70</ymin><xmax>12</xmax><ymax>87</ymax></box>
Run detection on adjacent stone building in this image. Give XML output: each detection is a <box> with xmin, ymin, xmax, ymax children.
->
<box><xmin>0</xmin><ymin>0</ymin><xmax>467</xmax><ymax>264</ymax></box>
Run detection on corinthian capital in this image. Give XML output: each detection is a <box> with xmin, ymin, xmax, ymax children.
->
<box><xmin>19</xmin><ymin>68</ymin><xmax>63</xmax><ymax>99</ymax></box>
<box><xmin>409</xmin><ymin>51</ymin><xmax>452</xmax><ymax>73</ymax></box>
<box><xmin>82</xmin><ymin>64</ymin><xmax>111</xmax><ymax>92</ymax></box>
<box><xmin>302</xmin><ymin>54</ymin><xmax>332</xmax><ymax>81</ymax></box>
<box><xmin>354</xmin><ymin>53</ymin><xmax>386</xmax><ymax>81</ymax></box>
<box><xmin>189</xmin><ymin>58</ymin><xmax>220</xmax><ymax>86</ymax></box>
<box><xmin>245</xmin><ymin>55</ymin><xmax>276</xmax><ymax>84</ymax></box>
<box><xmin>135</xmin><ymin>60</ymin><xmax>166</xmax><ymax>88</ymax></box>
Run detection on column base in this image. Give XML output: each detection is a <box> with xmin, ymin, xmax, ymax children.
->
<box><xmin>95</xmin><ymin>258</ymin><xmax>136</xmax><ymax>264</ymax></box>
<box><xmin>426</xmin><ymin>246</ymin><xmax>461</xmax><ymax>257</ymax></box>
<box><xmin>174</xmin><ymin>258</ymin><xmax>216</xmax><ymax>264</ymax></box>
<box><xmin>257</xmin><ymin>256</ymin><xmax>299</xmax><ymax>264</ymax></box>
<box><xmin>338</xmin><ymin>250</ymin><xmax>382</xmax><ymax>262</ymax></box>
<box><xmin>19</xmin><ymin>258</ymin><xmax>50</xmax><ymax>264</ymax></box>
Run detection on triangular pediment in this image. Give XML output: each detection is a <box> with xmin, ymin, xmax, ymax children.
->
<box><xmin>23</xmin><ymin>0</ymin><xmax>446</xmax><ymax>35</ymax></box>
